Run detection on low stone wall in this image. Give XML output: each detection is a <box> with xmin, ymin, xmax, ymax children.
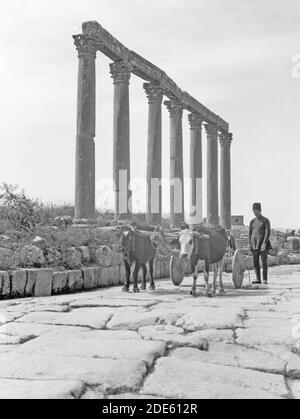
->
<box><xmin>0</xmin><ymin>225</ymin><xmax>173</xmax><ymax>300</ymax></box>
<box><xmin>0</xmin><ymin>255</ymin><xmax>171</xmax><ymax>300</ymax></box>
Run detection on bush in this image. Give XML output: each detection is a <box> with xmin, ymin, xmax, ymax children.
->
<box><xmin>0</xmin><ymin>183</ymin><xmax>76</xmax><ymax>234</ymax></box>
<box><xmin>0</xmin><ymin>184</ymin><xmax>45</xmax><ymax>232</ymax></box>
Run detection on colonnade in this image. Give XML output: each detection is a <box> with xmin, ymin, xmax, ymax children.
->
<box><xmin>73</xmin><ymin>21</ymin><xmax>233</xmax><ymax>229</ymax></box>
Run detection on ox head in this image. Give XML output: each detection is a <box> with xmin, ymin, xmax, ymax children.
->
<box><xmin>116</xmin><ymin>226</ymin><xmax>134</xmax><ymax>252</ymax></box>
<box><xmin>179</xmin><ymin>230</ymin><xmax>199</xmax><ymax>260</ymax></box>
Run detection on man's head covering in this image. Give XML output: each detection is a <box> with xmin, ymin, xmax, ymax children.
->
<box><xmin>181</xmin><ymin>222</ymin><xmax>190</xmax><ymax>230</ymax></box>
<box><xmin>252</xmin><ymin>203</ymin><xmax>262</xmax><ymax>211</ymax></box>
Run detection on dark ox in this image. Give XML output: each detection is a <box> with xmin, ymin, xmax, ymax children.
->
<box><xmin>118</xmin><ymin>226</ymin><xmax>157</xmax><ymax>293</ymax></box>
<box><xmin>179</xmin><ymin>226</ymin><xmax>228</xmax><ymax>297</ymax></box>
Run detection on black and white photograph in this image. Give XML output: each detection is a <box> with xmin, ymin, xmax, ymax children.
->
<box><xmin>0</xmin><ymin>0</ymin><xmax>300</xmax><ymax>401</ymax></box>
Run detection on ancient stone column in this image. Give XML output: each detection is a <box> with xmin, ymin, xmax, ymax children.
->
<box><xmin>165</xmin><ymin>100</ymin><xmax>185</xmax><ymax>228</ymax></box>
<box><xmin>144</xmin><ymin>83</ymin><xmax>163</xmax><ymax>225</ymax></box>
<box><xmin>188</xmin><ymin>112</ymin><xmax>204</xmax><ymax>226</ymax></box>
<box><xmin>110</xmin><ymin>60</ymin><xmax>132</xmax><ymax>219</ymax></box>
<box><xmin>73</xmin><ymin>34</ymin><xmax>97</xmax><ymax>221</ymax></box>
<box><xmin>205</xmin><ymin>123</ymin><xmax>219</xmax><ymax>226</ymax></box>
<box><xmin>219</xmin><ymin>132</ymin><xmax>233</xmax><ymax>230</ymax></box>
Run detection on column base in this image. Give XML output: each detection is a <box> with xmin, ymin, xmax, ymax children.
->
<box><xmin>72</xmin><ymin>218</ymin><xmax>98</xmax><ymax>228</ymax></box>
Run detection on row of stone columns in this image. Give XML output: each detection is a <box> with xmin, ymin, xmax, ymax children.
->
<box><xmin>74</xmin><ymin>37</ymin><xmax>233</xmax><ymax>229</ymax></box>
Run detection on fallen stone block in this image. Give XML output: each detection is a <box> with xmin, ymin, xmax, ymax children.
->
<box><xmin>67</xmin><ymin>270</ymin><xmax>83</xmax><ymax>292</ymax></box>
<box><xmin>95</xmin><ymin>246</ymin><xmax>113</xmax><ymax>267</ymax></box>
<box><xmin>0</xmin><ymin>271</ymin><xmax>10</xmax><ymax>298</ymax></box>
<box><xmin>9</xmin><ymin>270</ymin><xmax>27</xmax><ymax>298</ymax></box>
<box><xmin>63</xmin><ymin>248</ymin><xmax>82</xmax><ymax>269</ymax></box>
<box><xmin>52</xmin><ymin>271</ymin><xmax>68</xmax><ymax>295</ymax></box>
<box><xmin>26</xmin><ymin>269</ymin><xmax>53</xmax><ymax>297</ymax></box>
<box><xmin>19</xmin><ymin>245</ymin><xmax>45</xmax><ymax>268</ymax></box>
<box><xmin>77</xmin><ymin>246</ymin><xmax>90</xmax><ymax>264</ymax></box>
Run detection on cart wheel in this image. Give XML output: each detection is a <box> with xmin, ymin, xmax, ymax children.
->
<box><xmin>170</xmin><ymin>250</ymin><xmax>187</xmax><ymax>286</ymax></box>
<box><xmin>232</xmin><ymin>249</ymin><xmax>246</xmax><ymax>289</ymax></box>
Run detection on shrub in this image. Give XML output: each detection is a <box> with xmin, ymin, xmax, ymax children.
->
<box><xmin>0</xmin><ymin>184</ymin><xmax>44</xmax><ymax>232</ymax></box>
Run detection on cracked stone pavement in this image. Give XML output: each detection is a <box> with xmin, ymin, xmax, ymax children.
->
<box><xmin>1</xmin><ymin>265</ymin><xmax>300</xmax><ymax>399</ymax></box>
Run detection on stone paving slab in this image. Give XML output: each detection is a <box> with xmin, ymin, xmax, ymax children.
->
<box><xmin>171</xmin><ymin>345</ymin><xmax>285</xmax><ymax>375</ymax></box>
<box><xmin>15</xmin><ymin>307</ymin><xmax>115</xmax><ymax>329</ymax></box>
<box><xmin>244</xmin><ymin>318</ymin><xmax>293</xmax><ymax>329</ymax></box>
<box><xmin>236</xmin><ymin>326</ymin><xmax>298</xmax><ymax>350</ymax></box>
<box><xmin>0</xmin><ymin>353</ymin><xmax>147</xmax><ymax>391</ymax></box>
<box><xmin>4</xmin><ymin>304</ymin><xmax>70</xmax><ymax>313</ymax></box>
<box><xmin>17</xmin><ymin>330</ymin><xmax>166</xmax><ymax>367</ymax></box>
<box><xmin>0</xmin><ymin>323</ymin><xmax>88</xmax><ymax>339</ymax></box>
<box><xmin>141</xmin><ymin>357</ymin><xmax>287</xmax><ymax>399</ymax></box>
<box><xmin>107</xmin><ymin>307</ymin><xmax>160</xmax><ymax>331</ymax></box>
<box><xmin>0</xmin><ymin>379</ymin><xmax>84</xmax><ymax>399</ymax></box>
<box><xmin>175</xmin><ymin>306</ymin><xmax>245</xmax><ymax>331</ymax></box>
<box><xmin>138</xmin><ymin>325</ymin><xmax>209</xmax><ymax>350</ymax></box>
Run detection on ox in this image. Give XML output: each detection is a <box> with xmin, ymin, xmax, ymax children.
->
<box><xmin>179</xmin><ymin>226</ymin><xmax>228</xmax><ymax>297</ymax></box>
<box><xmin>118</xmin><ymin>225</ymin><xmax>157</xmax><ymax>293</ymax></box>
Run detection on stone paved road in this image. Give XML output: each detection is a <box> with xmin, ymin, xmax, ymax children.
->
<box><xmin>1</xmin><ymin>265</ymin><xmax>300</xmax><ymax>399</ymax></box>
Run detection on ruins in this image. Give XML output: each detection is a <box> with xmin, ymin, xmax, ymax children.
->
<box><xmin>73</xmin><ymin>21</ymin><xmax>233</xmax><ymax>228</ymax></box>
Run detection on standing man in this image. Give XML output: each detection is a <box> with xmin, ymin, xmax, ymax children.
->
<box><xmin>249</xmin><ymin>203</ymin><xmax>272</xmax><ymax>285</ymax></box>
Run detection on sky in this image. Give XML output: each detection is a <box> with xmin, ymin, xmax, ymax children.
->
<box><xmin>0</xmin><ymin>0</ymin><xmax>299</xmax><ymax>228</ymax></box>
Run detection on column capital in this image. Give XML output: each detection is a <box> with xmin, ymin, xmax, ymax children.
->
<box><xmin>188</xmin><ymin>112</ymin><xmax>204</xmax><ymax>129</ymax></box>
<box><xmin>219</xmin><ymin>132</ymin><xmax>233</xmax><ymax>148</ymax></box>
<box><xmin>73</xmin><ymin>34</ymin><xmax>97</xmax><ymax>58</ymax></box>
<box><xmin>143</xmin><ymin>83</ymin><xmax>163</xmax><ymax>104</ymax></box>
<box><xmin>164</xmin><ymin>100</ymin><xmax>183</xmax><ymax>117</ymax></box>
<box><xmin>110</xmin><ymin>60</ymin><xmax>132</xmax><ymax>84</ymax></box>
<box><xmin>204</xmin><ymin>123</ymin><xmax>218</xmax><ymax>138</ymax></box>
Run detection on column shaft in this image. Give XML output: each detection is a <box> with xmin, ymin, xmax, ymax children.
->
<box><xmin>165</xmin><ymin>100</ymin><xmax>184</xmax><ymax>228</ymax></box>
<box><xmin>220</xmin><ymin>133</ymin><xmax>233</xmax><ymax>229</ymax></box>
<box><xmin>144</xmin><ymin>83</ymin><xmax>163</xmax><ymax>225</ymax></box>
<box><xmin>74</xmin><ymin>35</ymin><xmax>97</xmax><ymax>221</ymax></box>
<box><xmin>205</xmin><ymin>124</ymin><xmax>219</xmax><ymax>226</ymax></box>
<box><xmin>189</xmin><ymin>113</ymin><xmax>203</xmax><ymax>226</ymax></box>
<box><xmin>110</xmin><ymin>61</ymin><xmax>132</xmax><ymax>219</ymax></box>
